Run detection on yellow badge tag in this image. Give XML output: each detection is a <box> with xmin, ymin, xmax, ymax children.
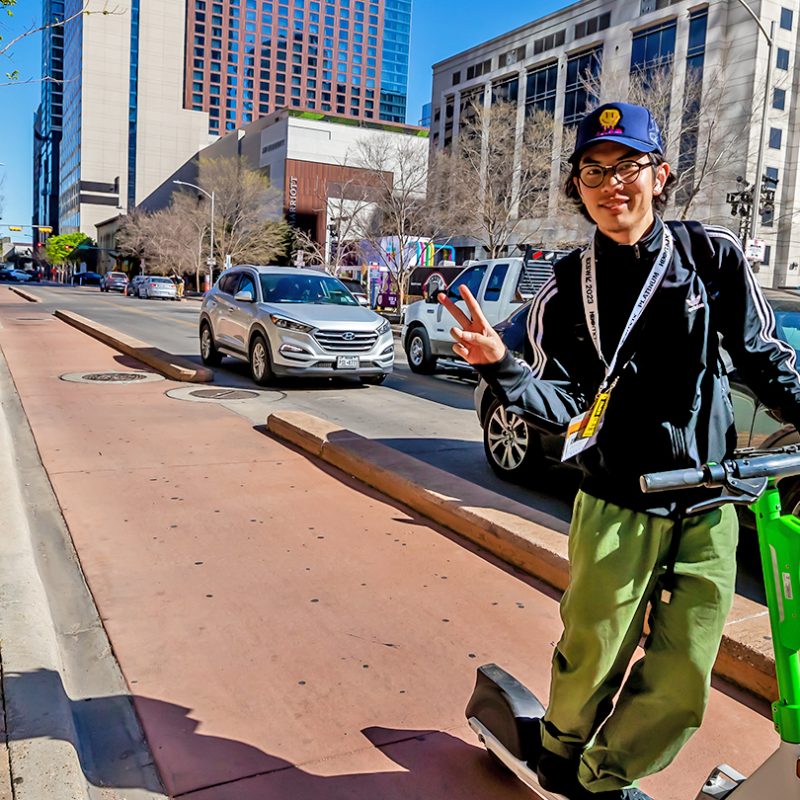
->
<box><xmin>581</xmin><ymin>392</ymin><xmax>610</xmax><ymax>440</ymax></box>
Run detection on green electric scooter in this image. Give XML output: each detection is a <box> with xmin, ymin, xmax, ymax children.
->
<box><xmin>466</xmin><ymin>444</ymin><xmax>800</xmax><ymax>799</ymax></box>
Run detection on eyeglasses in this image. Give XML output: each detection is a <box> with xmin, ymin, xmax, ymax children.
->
<box><xmin>577</xmin><ymin>158</ymin><xmax>655</xmax><ymax>188</ymax></box>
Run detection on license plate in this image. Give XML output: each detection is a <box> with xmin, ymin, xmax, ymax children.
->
<box><xmin>336</xmin><ymin>355</ymin><xmax>359</xmax><ymax>370</ymax></box>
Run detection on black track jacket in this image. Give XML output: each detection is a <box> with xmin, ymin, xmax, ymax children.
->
<box><xmin>478</xmin><ymin>218</ymin><xmax>800</xmax><ymax>515</ymax></box>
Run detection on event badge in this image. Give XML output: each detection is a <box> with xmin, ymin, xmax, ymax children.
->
<box><xmin>561</xmin><ymin>391</ymin><xmax>610</xmax><ymax>462</ymax></box>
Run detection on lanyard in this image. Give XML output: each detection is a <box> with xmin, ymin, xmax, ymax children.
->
<box><xmin>581</xmin><ymin>225</ymin><xmax>674</xmax><ymax>391</ymax></box>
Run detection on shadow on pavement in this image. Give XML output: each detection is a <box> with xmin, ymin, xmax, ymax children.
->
<box><xmin>3</xmin><ymin>669</ymin><xmax>529</xmax><ymax>799</ymax></box>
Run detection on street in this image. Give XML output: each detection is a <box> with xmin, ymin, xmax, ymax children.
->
<box><xmin>0</xmin><ymin>288</ymin><xmax>777</xmax><ymax>800</ymax></box>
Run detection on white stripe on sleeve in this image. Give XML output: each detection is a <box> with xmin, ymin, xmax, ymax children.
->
<box><xmin>527</xmin><ymin>276</ymin><xmax>558</xmax><ymax>379</ymax></box>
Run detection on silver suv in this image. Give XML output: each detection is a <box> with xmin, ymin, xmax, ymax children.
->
<box><xmin>199</xmin><ymin>266</ymin><xmax>394</xmax><ymax>385</ymax></box>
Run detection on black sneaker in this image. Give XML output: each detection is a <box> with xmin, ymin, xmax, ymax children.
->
<box><xmin>536</xmin><ymin>748</ymin><xmax>581</xmax><ymax>795</ymax></box>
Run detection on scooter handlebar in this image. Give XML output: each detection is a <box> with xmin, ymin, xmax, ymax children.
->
<box><xmin>640</xmin><ymin>466</ymin><xmax>707</xmax><ymax>493</ymax></box>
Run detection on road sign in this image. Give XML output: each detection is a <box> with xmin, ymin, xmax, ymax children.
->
<box><xmin>746</xmin><ymin>238</ymin><xmax>766</xmax><ymax>262</ymax></box>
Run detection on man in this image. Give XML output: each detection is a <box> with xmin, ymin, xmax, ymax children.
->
<box><xmin>440</xmin><ymin>102</ymin><xmax>800</xmax><ymax>800</ymax></box>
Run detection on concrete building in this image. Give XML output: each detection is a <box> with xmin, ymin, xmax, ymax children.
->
<box><xmin>32</xmin><ymin>0</ymin><xmax>65</xmax><ymax>247</ymax></box>
<box><xmin>57</xmin><ymin>0</ymin><xmax>215</xmax><ymax>238</ymax></box>
<box><xmin>139</xmin><ymin>108</ymin><xmax>428</xmax><ymax>257</ymax></box>
<box><xmin>430</xmin><ymin>0</ymin><xmax>800</xmax><ymax>288</ymax></box>
<box><xmin>184</xmin><ymin>0</ymin><xmax>411</xmax><ymax>138</ymax></box>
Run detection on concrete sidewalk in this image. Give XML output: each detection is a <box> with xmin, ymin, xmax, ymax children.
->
<box><xmin>0</xmin><ymin>291</ymin><xmax>777</xmax><ymax>799</ymax></box>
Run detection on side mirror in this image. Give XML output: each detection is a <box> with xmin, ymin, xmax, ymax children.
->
<box><xmin>234</xmin><ymin>289</ymin><xmax>255</xmax><ymax>303</ymax></box>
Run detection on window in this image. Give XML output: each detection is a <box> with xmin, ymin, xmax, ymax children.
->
<box><xmin>483</xmin><ymin>264</ymin><xmax>509</xmax><ymax>301</ymax></box>
<box><xmin>525</xmin><ymin>62</ymin><xmax>557</xmax><ymax>116</ymax></box>
<box><xmin>447</xmin><ymin>265</ymin><xmax>487</xmax><ymax>300</ymax></box>
<box><xmin>777</xmin><ymin>48</ymin><xmax>790</xmax><ymax>70</ymax></box>
<box><xmin>575</xmin><ymin>12</ymin><xmax>610</xmax><ymax>40</ymax></box>
<box><xmin>492</xmin><ymin>76</ymin><xmax>518</xmax><ymax>105</ymax></box>
<box><xmin>564</xmin><ymin>47</ymin><xmax>602</xmax><ymax>125</ymax></box>
<box><xmin>677</xmin><ymin>8</ymin><xmax>708</xmax><ymax>206</ymax></box>
<box><xmin>237</xmin><ymin>272</ymin><xmax>257</xmax><ymax>298</ymax></box>
<box><xmin>452</xmin><ymin>70</ymin><xmax>460</xmax><ymax>85</ymax></box>
<box><xmin>774</xmin><ymin>87</ymin><xmax>786</xmax><ymax>110</ymax></box>
<box><xmin>533</xmin><ymin>29</ymin><xmax>565</xmax><ymax>55</ymax></box>
<box><xmin>631</xmin><ymin>19</ymin><xmax>676</xmax><ymax>78</ymax></box>
<box><xmin>781</xmin><ymin>7</ymin><xmax>793</xmax><ymax>30</ymax></box>
<box><xmin>769</xmin><ymin>127</ymin><xmax>783</xmax><ymax>149</ymax></box>
<box><xmin>465</xmin><ymin>58</ymin><xmax>491</xmax><ymax>81</ymax></box>
<box><xmin>763</xmin><ymin>244</ymin><xmax>771</xmax><ymax>266</ymax></box>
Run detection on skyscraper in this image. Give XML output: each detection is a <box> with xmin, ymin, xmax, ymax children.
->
<box><xmin>32</xmin><ymin>0</ymin><xmax>65</xmax><ymax>244</ymax></box>
<box><xmin>55</xmin><ymin>0</ymin><xmax>212</xmax><ymax>237</ymax></box>
<box><xmin>184</xmin><ymin>0</ymin><xmax>412</xmax><ymax>136</ymax></box>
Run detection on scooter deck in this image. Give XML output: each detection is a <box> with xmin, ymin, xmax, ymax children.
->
<box><xmin>468</xmin><ymin>715</ymin><xmax>571</xmax><ymax>800</ymax></box>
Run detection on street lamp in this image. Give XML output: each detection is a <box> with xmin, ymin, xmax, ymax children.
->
<box><xmin>173</xmin><ymin>180</ymin><xmax>216</xmax><ymax>288</ymax></box>
<box><xmin>731</xmin><ymin>0</ymin><xmax>774</xmax><ymax>245</ymax></box>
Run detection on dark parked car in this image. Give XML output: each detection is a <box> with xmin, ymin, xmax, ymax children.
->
<box><xmin>73</xmin><ymin>271</ymin><xmax>103</xmax><ymax>286</ymax></box>
<box><xmin>474</xmin><ymin>288</ymin><xmax>800</xmax><ymax>514</ymax></box>
<box><xmin>100</xmin><ymin>271</ymin><xmax>129</xmax><ymax>292</ymax></box>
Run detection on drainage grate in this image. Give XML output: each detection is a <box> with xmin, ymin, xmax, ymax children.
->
<box><xmin>83</xmin><ymin>372</ymin><xmax>149</xmax><ymax>383</ymax></box>
<box><xmin>189</xmin><ymin>388</ymin><xmax>259</xmax><ymax>400</ymax></box>
<box><xmin>60</xmin><ymin>371</ymin><xmax>165</xmax><ymax>385</ymax></box>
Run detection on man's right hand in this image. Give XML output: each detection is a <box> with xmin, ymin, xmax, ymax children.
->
<box><xmin>437</xmin><ymin>285</ymin><xmax>507</xmax><ymax>366</ymax></box>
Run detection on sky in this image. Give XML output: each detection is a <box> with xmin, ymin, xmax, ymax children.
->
<box><xmin>0</xmin><ymin>0</ymin><xmax>571</xmax><ymax>242</ymax></box>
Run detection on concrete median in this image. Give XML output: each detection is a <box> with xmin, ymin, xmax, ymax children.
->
<box><xmin>267</xmin><ymin>409</ymin><xmax>777</xmax><ymax>704</ymax></box>
<box><xmin>54</xmin><ymin>309</ymin><xmax>213</xmax><ymax>383</ymax></box>
<box><xmin>8</xmin><ymin>285</ymin><xmax>41</xmax><ymax>303</ymax></box>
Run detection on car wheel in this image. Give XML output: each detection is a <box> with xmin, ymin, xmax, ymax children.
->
<box><xmin>482</xmin><ymin>398</ymin><xmax>543</xmax><ymax>483</ymax></box>
<box><xmin>361</xmin><ymin>373</ymin><xmax>388</xmax><ymax>386</ymax></box>
<box><xmin>405</xmin><ymin>328</ymin><xmax>437</xmax><ymax>374</ymax></box>
<box><xmin>249</xmin><ymin>333</ymin><xmax>273</xmax><ymax>386</ymax></box>
<box><xmin>199</xmin><ymin>322</ymin><xmax>223</xmax><ymax>367</ymax></box>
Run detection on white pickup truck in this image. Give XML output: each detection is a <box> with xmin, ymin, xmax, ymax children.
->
<box><xmin>401</xmin><ymin>251</ymin><xmax>568</xmax><ymax>374</ymax></box>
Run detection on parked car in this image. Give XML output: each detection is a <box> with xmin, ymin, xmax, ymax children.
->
<box><xmin>0</xmin><ymin>267</ymin><xmax>32</xmax><ymax>282</ymax></box>
<box><xmin>340</xmin><ymin>278</ymin><xmax>370</xmax><ymax>307</ymax></box>
<box><xmin>127</xmin><ymin>275</ymin><xmax>147</xmax><ymax>296</ymax></box>
<box><xmin>74</xmin><ymin>271</ymin><xmax>103</xmax><ymax>286</ymax></box>
<box><xmin>402</xmin><ymin>250</ymin><xmax>568</xmax><ymax>374</ymax></box>
<box><xmin>139</xmin><ymin>276</ymin><xmax>178</xmax><ymax>300</ymax></box>
<box><xmin>100</xmin><ymin>271</ymin><xmax>129</xmax><ymax>292</ymax></box>
<box><xmin>199</xmin><ymin>266</ymin><xmax>394</xmax><ymax>386</ymax></box>
<box><xmin>474</xmin><ymin>288</ymin><xmax>800</xmax><ymax>514</ymax></box>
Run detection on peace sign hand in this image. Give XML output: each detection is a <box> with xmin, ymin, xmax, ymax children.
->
<box><xmin>437</xmin><ymin>285</ymin><xmax>507</xmax><ymax>366</ymax></box>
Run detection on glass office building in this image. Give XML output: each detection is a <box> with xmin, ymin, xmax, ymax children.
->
<box><xmin>32</xmin><ymin>0</ymin><xmax>65</xmax><ymax>241</ymax></box>
<box><xmin>185</xmin><ymin>0</ymin><xmax>411</xmax><ymax>135</ymax></box>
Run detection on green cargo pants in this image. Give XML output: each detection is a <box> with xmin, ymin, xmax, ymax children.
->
<box><xmin>540</xmin><ymin>491</ymin><xmax>739</xmax><ymax>793</ymax></box>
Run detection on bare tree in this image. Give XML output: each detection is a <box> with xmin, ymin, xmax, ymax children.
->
<box><xmin>171</xmin><ymin>190</ymin><xmax>210</xmax><ymax>290</ymax></box>
<box><xmin>353</xmin><ymin>134</ymin><xmax>433</xmax><ymax>310</ymax></box>
<box><xmin>430</xmin><ymin>100</ymin><xmax>557</xmax><ymax>259</ymax></box>
<box><xmin>196</xmin><ymin>155</ymin><xmax>289</xmax><ymax>267</ymax></box>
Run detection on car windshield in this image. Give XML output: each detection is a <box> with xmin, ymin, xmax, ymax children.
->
<box><xmin>259</xmin><ymin>274</ymin><xmax>358</xmax><ymax>305</ymax></box>
<box><xmin>109</xmin><ymin>272</ymin><xmax>126</xmax><ymax>279</ymax></box>
<box><xmin>151</xmin><ymin>277</ymin><xmax>172</xmax><ymax>283</ymax></box>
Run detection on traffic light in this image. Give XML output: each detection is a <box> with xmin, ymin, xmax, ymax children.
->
<box><xmin>37</xmin><ymin>226</ymin><xmax>53</xmax><ymax>234</ymax></box>
<box><xmin>8</xmin><ymin>226</ymin><xmax>22</xmax><ymax>231</ymax></box>
<box><xmin>65</xmin><ymin>245</ymin><xmax>73</xmax><ymax>252</ymax></box>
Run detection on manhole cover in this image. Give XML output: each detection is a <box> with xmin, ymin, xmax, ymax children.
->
<box><xmin>84</xmin><ymin>372</ymin><xmax>148</xmax><ymax>382</ymax></box>
<box><xmin>189</xmin><ymin>388</ymin><xmax>259</xmax><ymax>400</ymax></box>
<box><xmin>61</xmin><ymin>371</ymin><xmax>165</xmax><ymax>385</ymax></box>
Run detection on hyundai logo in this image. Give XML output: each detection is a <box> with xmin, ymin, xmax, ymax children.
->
<box><xmin>342</xmin><ymin>332</ymin><xmax>355</xmax><ymax>341</ymax></box>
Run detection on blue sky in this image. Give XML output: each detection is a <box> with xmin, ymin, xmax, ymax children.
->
<box><xmin>0</xmin><ymin>0</ymin><xmax>571</xmax><ymax>241</ymax></box>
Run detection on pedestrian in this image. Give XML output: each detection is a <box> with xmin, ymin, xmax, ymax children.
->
<box><xmin>439</xmin><ymin>101</ymin><xmax>800</xmax><ymax>800</ymax></box>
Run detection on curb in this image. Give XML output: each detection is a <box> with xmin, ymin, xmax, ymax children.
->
<box><xmin>266</xmin><ymin>409</ymin><xmax>777</xmax><ymax>704</ymax></box>
<box><xmin>8</xmin><ymin>286</ymin><xmax>41</xmax><ymax>303</ymax></box>
<box><xmin>53</xmin><ymin>310</ymin><xmax>214</xmax><ymax>383</ymax></box>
